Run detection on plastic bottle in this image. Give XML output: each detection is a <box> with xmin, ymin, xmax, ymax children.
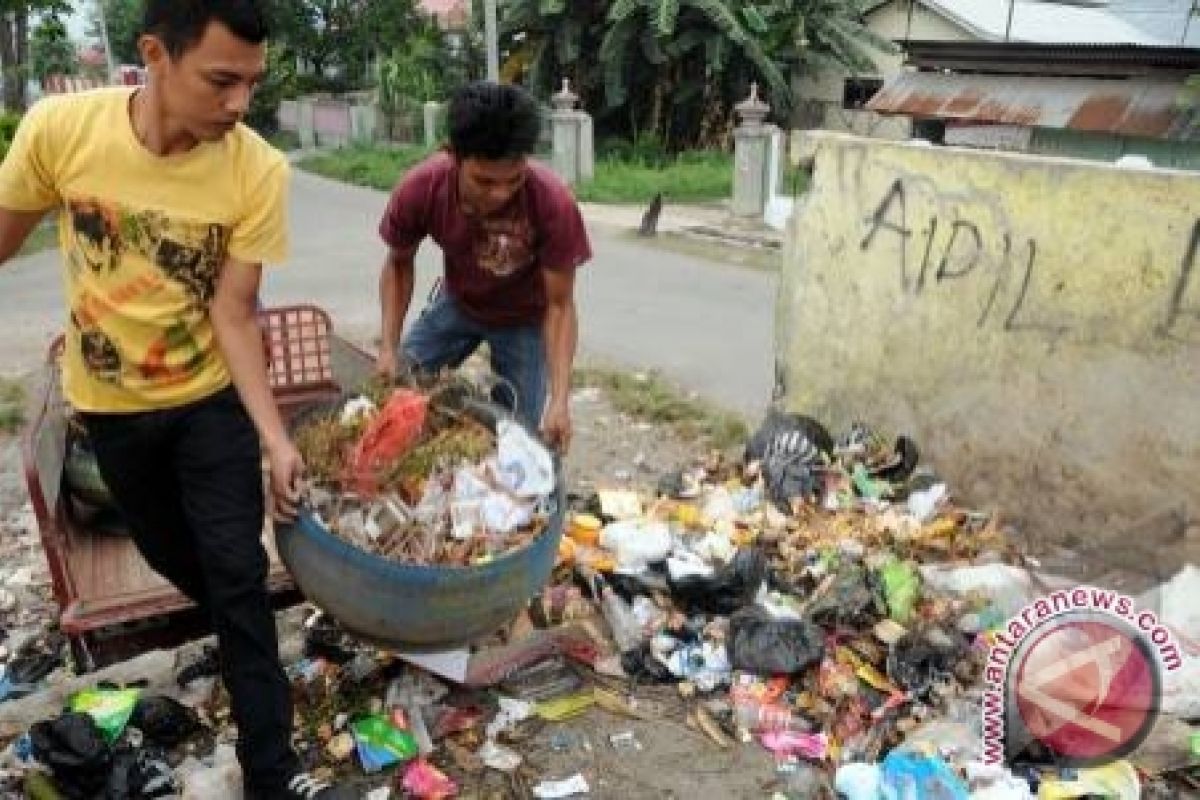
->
<box><xmin>596</xmin><ymin>577</ymin><xmax>644</xmax><ymax>653</ymax></box>
<box><xmin>732</xmin><ymin>696</ymin><xmax>812</xmax><ymax>734</ymax></box>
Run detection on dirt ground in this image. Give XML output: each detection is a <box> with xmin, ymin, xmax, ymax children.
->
<box><xmin>0</xmin><ymin>368</ymin><xmax>1195</xmax><ymax>798</ymax></box>
<box><xmin>0</xmin><ymin>373</ymin><xmax>783</xmax><ymax>798</ymax></box>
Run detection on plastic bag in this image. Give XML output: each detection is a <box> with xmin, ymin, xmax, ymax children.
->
<box><xmin>1037</xmin><ymin>761</ymin><xmax>1140</xmax><ymax>800</ymax></box>
<box><xmin>836</xmin><ymin>763</ymin><xmax>883</xmax><ymax>800</ymax></box>
<box><xmin>620</xmin><ymin>643</ymin><xmax>675</xmax><ymax>684</ymax></box>
<box><xmin>129</xmin><ymin>695</ymin><xmax>204</xmax><ymax>749</ymax></box>
<box><xmin>70</xmin><ymin>687</ymin><xmax>141</xmax><ymax>744</ymax></box>
<box><xmin>348</xmin><ymin>389</ymin><xmax>428</xmax><ymax>496</ymax></box>
<box><xmin>667</xmin><ymin>548</ymin><xmax>767</xmax><ymax>615</ymax></box>
<box><xmin>105</xmin><ymin>745</ymin><xmax>177</xmax><ymax>799</ymax></box>
<box><xmin>879</xmin><ymin>557</ymin><xmax>920</xmax><ymax>624</ymax></box>
<box><xmin>600</xmin><ymin>520</ymin><xmax>672</xmax><ymax>572</ymax></box>
<box><xmin>29</xmin><ymin>712</ymin><xmax>112</xmax><ymax>800</ymax></box>
<box><xmin>746</xmin><ymin>410</ymin><xmax>833</xmax><ymax>464</ymax></box>
<box><xmin>727</xmin><ymin>605</ymin><xmax>824</xmax><ymax>675</ymax></box>
<box><xmin>665</xmin><ymin>642</ymin><xmax>731</xmax><ymax>692</ymax></box>
<box><xmin>886</xmin><ymin>627</ymin><xmax>964</xmax><ymax>698</ymax></box>
<box><xmin>496</xmin><ymin>419</ymin><xmax>555</xmax><ymax>498</ymax></box>
<box><xmin>403</xmin><ymin>759</ymin><xmax>458</xmax><ymax>799</ymax></box>
<box><xmin>808</xmin><ymin>566</ymin><xmax>880</xmax><ymax>628</ymax></box>
<box><xmin>450</xmin><ymin>467</ymin><xmax>490</xmax><ymax>540</ymax></box>
<box><xmin>480</xmin><ymin>490</ymin><xmax>535</xmax><ymax>536</ymax></box>
<box><xmin>747</xmin><ymin>411</ymin><xmax>833</xmax><ymax>512</ymax></box>
<box><xmin>760</xmin><ymin>730</ymin><xmax>829</xmax><ymax>760</ymax></box>
<box><xmin>880</xmin><ymin>750</ymin><xmax>969</xmax><ymax>800</ymax></box>
<box><xmin>349</xmin><ymin>714</ymin><xmax>418</xmax><ymax>773</ymax></box>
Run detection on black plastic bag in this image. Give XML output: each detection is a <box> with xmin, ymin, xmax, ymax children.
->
<box><xmin>887</xmin><ymin>627</ymin><xmax>964</xmax><ymax>698</ymax></box>
<box><xmin>176</xmin><ymin>644</ymin><xmax>220</xmax><ymax>688</ymax></box>
<box><xmin>746</xmin><ymin>412</ymin><xmax>833</xmax><ymax>511</ymax></box>
<box><xmin>9</xmin><ymin>634</ymin><xmax>65</xmax><ymax>685</ymax></box>
<box><xmin>130</xmin><ymin>695</ymin><xmax>204</xmax><ymax>748</ymax></box>
<box><xmin>667</xmin><ymin>549</ymin><xmax>767</xmax><ymax>616</ymax></box>
<box><xmin>29</xmin><ymin>712</ymin><xmax>112</xmax><ymax>800</ymax></box>
<box><xmin>620</xmin><ymin>643</ymin><xmax>675</xmax><ymax>684</ymax></box>
<box><xmin>304</xmin><ymin>617</ymin><xmax>357</xmax><ymax>666</ymax></box>
<box><xmin>728</xmin><ymin>606</ymin><xmax>825</xmax><ymax>675</ymax></box>
<box><xmin>807</xmin><ymin>566</ymin><xmax>882</xmax><ymax>628</ymax></box>
<box><xmin>745</xmin><ymin>411</ymin><xmax>833</xmax><ymax>465</ymax></box>
<box><xmin>105</xmin><ymin>746</ymin><xmax>176</xmax><ymax>799</ymax></box>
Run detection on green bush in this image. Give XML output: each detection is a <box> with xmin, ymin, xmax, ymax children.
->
<box><xmin>247</xmin><ymin>45</ymin><xmax>297</xmax><ymax>135</ymax></box>
<box><xmin>0</xmin><ymin>112</ymin><xmax>22</xmax><ymax>161</ymax></box>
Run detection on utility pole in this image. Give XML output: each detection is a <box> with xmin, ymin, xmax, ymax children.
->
<box><xmin>1183</xmin><ymin>0</ymin><xmax>1199</xmax><ymax>46</ymax></box>
<box><xmin>484</xmin><ymin>0</ymin><xmax>499</xmax><ymax>82</ymax></box>
<box><xmin>1005</xmin><ymin>0</ymin><xmax>1016</xmax><ymax>42</ymax></box>
<box><xmin>96</xmin><ymin>0</ymin><xmax>116</xmax><ymax>81</ymax></box>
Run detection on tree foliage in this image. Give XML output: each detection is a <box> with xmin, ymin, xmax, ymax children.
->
<box><xmin>88</xmin><ymin>0</ymin><xmax>141</xmax><ymax>66</ymax></box>
<box><xmin>30</xmin><ymin>11</ymin><xmax>75</xmax><ymax>82</ymax></box>
<box><xmin>0</xmin><ymin>0</ymin><xmax>69</xmax><ymax>109</ymax></box>
<box><xmin>503</xmin><ymin>0</ymin><xmax>892</xmax><ymax>149</ymax></box>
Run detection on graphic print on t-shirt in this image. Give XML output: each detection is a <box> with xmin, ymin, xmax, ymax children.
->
<box><xmin>67</xmin><ymin>197</ymin><xmax>229</xmax><ymax>302</ymax></box>
<box><xmin>475</xmin><ymin>215</ymin><xmax>533</xmax><ymax>277</ymax></box>
<box><xmin>65</xmin><ymin>196</ymin><xmax>230</xmax><ymax>387</ymax></box>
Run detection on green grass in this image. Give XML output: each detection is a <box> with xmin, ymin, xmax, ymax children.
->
<box><xmin>296</xmin><ymin>144</ymin><xmax>740</xmax><ymax>205</ymax></box>
<box><xmin>575</xmin><ymin>151</ymin><xmax>732</xmax><ymax>205</ymax></box>
<box><xmin>0</xmin><ymin>378</ymin><xmax>24</xmax><ymax>434</ymax></box>
<box><xmin>267</xmin><ymin>130</ymin><xmax>302</xmax><ymax>152</ymax></box>
<box><xmin>298</xmin><ymin>144</ymin><xmax>434</xmax><ymax>191</ymax></box>
<box><xmin>573</xmin><ymin>367</ymin><xmax>747</xmax><ymax>450</ymax></box>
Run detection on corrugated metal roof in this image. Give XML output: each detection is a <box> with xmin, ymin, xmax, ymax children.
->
<box><xmin>866</xmin><ymin>71</ymin><xmax>1200</xmax><ymax>140</ymax></box>
<box><xmin>902</xmin><ymin>40</ymin><xmax>1200</xmax><ymax>75</ymax></box>
<box><xmin>921</xmin><ymin>0</ymin><xmax>1173</xmax><ymax>45</ymax></box>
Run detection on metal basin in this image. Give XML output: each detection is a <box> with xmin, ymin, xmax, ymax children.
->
<box><xmin>275</xmin><ymin>399</ymin><xmax>563</xmax><ymax>652</ymax></box>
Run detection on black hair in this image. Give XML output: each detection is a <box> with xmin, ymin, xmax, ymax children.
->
<box><xmin>448</xmin><ymin>82</ymin><xmax>542</xmax><ymax>161</ymax></box>
<box><xmin>142</xmin><ymin>0</ymin><xmax>270</xmax><ymax>58</ymax></box>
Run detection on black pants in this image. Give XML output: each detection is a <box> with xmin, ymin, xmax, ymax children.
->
<box><xmin>82</xmin><ymin>387</ymin><xmax>300</xmax><ymax>794</ymax></box>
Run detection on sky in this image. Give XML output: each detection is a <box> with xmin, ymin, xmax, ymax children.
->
<box><xmin>67</xmin><ymin>6</ymin><xmax>93</xmax><ymax>44</ymax></box>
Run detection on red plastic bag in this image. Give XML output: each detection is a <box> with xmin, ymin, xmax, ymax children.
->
<box><xmin>347</xmin><ymin>389</ymin><xmax>428</xmax><ymax>496</ymax></box>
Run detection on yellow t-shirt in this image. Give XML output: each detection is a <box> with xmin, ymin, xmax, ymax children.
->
<box><xmin>0</xmin><ymin>87</ymin><xmax>290</xmax><ymax>412</ymax></box>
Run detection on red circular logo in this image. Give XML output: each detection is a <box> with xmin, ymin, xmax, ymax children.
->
<box><xmin>1010</xmin><ymin>615</ymin><xmax>1159</xmax><ymax>764</ymax></box>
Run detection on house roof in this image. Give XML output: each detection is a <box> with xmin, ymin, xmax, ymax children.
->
<box><xmin>897</xmin><ymin>0</ymin><xmax>1181</xmax><ymax>46</ymax></box>
<box><xmin>866</xmin><ymin>70</ymin><xmax>1200</xmax><ymax>139</ymax></box>
<box><xmin>903</xmin><ymin>39</ymin><xmax>1200</xmax><ymax>75</ymax></box>
<box><xmin>419</xmin><ymin>0</ymin><xmax>468</xmax><ymax>28</ymax></box>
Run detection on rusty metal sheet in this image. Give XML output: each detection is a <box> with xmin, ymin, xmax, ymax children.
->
<box><xmin>866</xmin><ymin>72</ymin><xmax>1196</xmax><ymax>140</ymax></box>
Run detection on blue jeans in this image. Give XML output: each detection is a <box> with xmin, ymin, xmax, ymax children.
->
<box><xmin>403</xmin><ymin>290</ymin><xmax>546</xmax><ymax>430</ymax></box>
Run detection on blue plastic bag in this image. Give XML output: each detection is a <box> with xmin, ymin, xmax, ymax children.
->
<box><xmin>881</xmin><ymin>750</ymin><xmax>969</xmax><ymax>800</ymax></box>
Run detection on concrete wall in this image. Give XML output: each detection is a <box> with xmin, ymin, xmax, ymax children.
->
<box><xmin>778</xmin><ymin>131</ymin><xmax>1200</xmax><ymax>546</ymax></box>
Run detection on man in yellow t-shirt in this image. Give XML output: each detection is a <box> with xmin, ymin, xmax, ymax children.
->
<box><xmin>0</xmin><ymin>3</ymin><xmax>355</xmax><ymax>799</ymax></box>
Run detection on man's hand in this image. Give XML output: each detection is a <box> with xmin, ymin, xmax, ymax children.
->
<box><xmin>266</xmin><ymin>437</ymin><xmax>305</xmax><ymax>523</ymax></box>
<box><xmin>541</xmin><ymin>398</ymin><xmax>572</xmax><ymax>455</ymax></box>
<box><xmin>375</xmin><ymin>348</ymin><xmax>398</xmax><ymax>380</ymax></box>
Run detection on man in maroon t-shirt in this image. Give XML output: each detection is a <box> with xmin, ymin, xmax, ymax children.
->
<box><xmin>376</xmin><ymin>82</ymin><xmax>591</xmax><ymax>451</ymax></box>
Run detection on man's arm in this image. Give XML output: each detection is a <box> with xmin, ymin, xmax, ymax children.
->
<box><xmin>377</xmin><ymin>248</ymin><xmax>416</xmax><ymax>377</ymax></box>
<box><xmin>541</xmin><ymin>267</ymin><xmax>578</xmax><ymax>453</ymax></box>
<box><xmin>0</xmin><ymin>208</ymin><xmax>48</xmax><ymax>265</ymax></box>
<box><xmin>210</xmin><ymin>256</ymin><xmax>303</xmax><ymax>522</ymax></box>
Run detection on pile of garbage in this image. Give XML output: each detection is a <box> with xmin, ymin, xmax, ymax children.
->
<box><xmin>2</xmin><ymin>409</ymin><xmax>1197</xmax><ymax>799</ymax></box>
<box><xmin>294</xmin><ymin>382</ymin><xmax>557</xmax><ymax>567</ymax></box>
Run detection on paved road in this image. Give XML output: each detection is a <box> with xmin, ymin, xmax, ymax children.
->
<box><xmin>0</xmin><ymin>171</ymin><xmax>776</xmax><ymax>419</ymax></box>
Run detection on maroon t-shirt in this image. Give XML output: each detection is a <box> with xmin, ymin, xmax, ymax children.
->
<box><xmin>379</xmin><ymin>152</ymin><xmax>592</xmax><ymax>326</ymax></box>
